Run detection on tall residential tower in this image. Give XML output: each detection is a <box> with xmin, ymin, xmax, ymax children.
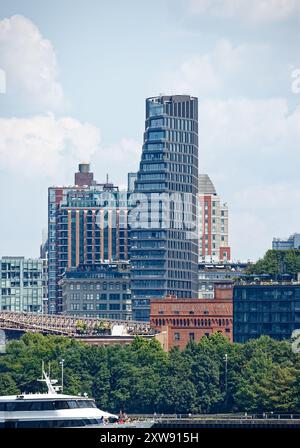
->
<box><xmin>198</xmin><ymin>174</ymin><xmax>230</xmax><ymax>263</ymax></box>
<box><xmin>131</xmin><ymin>95</ymin><xmax>199</xmax><ymax>320</ymax></box>
<box><xmin>48</xmin><ymin>164</ymin><xmax>129</xmax><ymax>313</ymax></box>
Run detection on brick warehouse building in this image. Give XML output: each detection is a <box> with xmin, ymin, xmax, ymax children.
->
<box><xmin>150</xmin><ymin>282</ymin><xmax>233</xmax><ymax>350</ymax></box>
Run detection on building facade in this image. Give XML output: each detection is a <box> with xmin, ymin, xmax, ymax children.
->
<box><xmin>0</xmin><ymin>257</ymin><xmax>44</xmax><ymax>312</ymax></box>
<box><xmin>272</xmin><ymin>233</ymin><xmax>300</xmax><ymax>250</ymax></box>
<box><xmin>150</xmin><ymin>283</ymin><xmax>233</xmax><ymax>350</ymax></box>
<box><xmin>233</xmin><ymin>283</ymin><xmax>300</xmax><ymax>342</ymax></box>
<box><xmin>199</xmin><ymin>174</ymin><xmax>230</xmax><ymax>263</ymax></box>
<box><xmin>127</xmin><ymin>172</ymin><xmax>138</xmax><ymax>192</ymax></box>
<box><xmin>198</xmin><ymin>261</ymin><xmax>248</xmax><ymax>299</ymax></box>
<box><xmin>48</xmin><ymin>163</ymin><xmax>129</xmax><ymax>313</ymax></box>
<box><xmin>131</xmin><ymin>95</ymin><xmax>199</xmax><ymax>321</ymax></box>
<box><xmin>60</xmin><ymin>263</ymin><xmax>131</xmax><ymax>320</ymax></box>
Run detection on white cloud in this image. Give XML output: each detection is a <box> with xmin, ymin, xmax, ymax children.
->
<box><xmin>0</xmin><ymin>112</ymin><xmax>141</xmax><ymax>187</ymax></box>
<box><xmin>161</xmin><ymin>53</ymin><xmax>221</xmax><ymax>96</ymax></box>
<box><xmin>159</xmin><ymin>39</ymin><xmax>272</xmax><ymax>97</ymax></box>
<box><xmin>0</xmin><ymin>113</ymin><xmax>141</xmax><ymax>257</ymax></box>
<box><xmin>199</xmin><ymin>98</ymin><xmax>300</xmax><ymax>160</ymax></box>
<box><xmin>92</xmin><ymin>137</ymin><xmax>141</xmax><ymax>187</ymax></box>
<box><xmin>0</xmin><ymin>15</ymin><xmax>65</xmax><ymax>110</ymax></box>
<box><xmin>0</xmin><ymin>14</ymin><xmax>142</xmax><ymax>256</ymax></box>
<box><xmin>187</xmin><ymin>0</ymin><xmax>300</xmax><ymax>23</ymax></box>
<box><xmin>198</xmin><ymin>97</ymin><xmax>300</xmax><ymax>260</ymax></box>
<box><xmin>231</xmin><ymin>183</ymin><xmax>300</xmax><ymax>260</ymax></box>
<box><xmin>0</xmin><ymin>114</ymin><xmax>100</xmax><ymax>181</ymax></box>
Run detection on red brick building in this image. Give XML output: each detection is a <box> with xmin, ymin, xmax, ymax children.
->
<box><xmin>150</xmin><ymin>283</ymin><xmax>233</xmax><ymax>350</ymax></box>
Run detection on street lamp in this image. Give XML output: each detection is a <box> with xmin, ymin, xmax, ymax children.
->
<box><xmin>60</xmin><ymin>359</ymin><xmax>65</xmax><ymax>393</ymax></box>
<box><xmin>224</xmin><ymin>353</ymin><xmax>228</xmax><ymax>396</ymax></box>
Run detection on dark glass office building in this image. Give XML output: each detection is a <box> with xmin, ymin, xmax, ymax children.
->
<box><xmin>233</xmin><ymin>284</ymin><xmax>300</xmax><ymax>342</ymax></box>
<box><xmin>131</xmin><ymin>95</ymin><xmax>199</xmax><ymax>320</ymax></box>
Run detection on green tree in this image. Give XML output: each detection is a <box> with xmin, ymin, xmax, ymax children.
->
<box><xmin>246</xmin><ymin>249</ymin><xmax>300</xmax><ymax>277</ymax></box>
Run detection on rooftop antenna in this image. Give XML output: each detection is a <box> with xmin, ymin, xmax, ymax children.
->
<box><xmin>60</xmin><ymin>359</ymin><xmax>65</xmax><ymax>394</ymax></box>
<box><xmin>106</xmin><ymin>173</ymin><xmax>109</xmax><ymax>184</ymax></box>
<box><xmin>37</xmin><ymin>361</ymin><xmax>61</xmax><ymax>395</ymax></box>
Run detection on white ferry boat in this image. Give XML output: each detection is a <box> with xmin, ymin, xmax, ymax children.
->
<box><xmin>0</xmin><ymin>364</ymin><xmax>119</xmax><ymax>428</ymax></box>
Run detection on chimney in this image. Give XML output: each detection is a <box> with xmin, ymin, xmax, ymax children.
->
<box><xmin>75</xmin><ymin>162</ymin><xmax>94</xmax><ymax>187</ymax></box>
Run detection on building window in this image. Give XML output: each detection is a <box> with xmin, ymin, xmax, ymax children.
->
<box><xmin>174</xmin><ymin>332</ymin><xmax>180</xmax><ymax>341</ymax></box>
<box><xmin>189</xmin><ymin>332</ymin><xmax>195</xmax><ymax>341</ymax></box>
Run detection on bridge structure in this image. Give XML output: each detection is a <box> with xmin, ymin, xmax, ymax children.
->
<box><xmin>0</xmin><ymin>311</ymin><xmax>153</xmax><ymax>338</ymax></box>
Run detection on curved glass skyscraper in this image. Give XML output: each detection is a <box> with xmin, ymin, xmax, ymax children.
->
<box><xmin>131</xmin><ymin>95</ymin><xmax>199</xmax><ymax>320</ymax></box>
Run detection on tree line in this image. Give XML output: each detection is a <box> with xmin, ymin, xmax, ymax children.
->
<box><xmin>0</xmin><ymin>332</ymin><xmax>299</xmax><ymax>414</ymax></box>
<box><xmin>246</xmin><ymin>249</ymin><xmax>300</xmax><ymax>277</ymax></box>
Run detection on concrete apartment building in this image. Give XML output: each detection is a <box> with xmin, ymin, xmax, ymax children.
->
<box><xmin>0</xmin><ymin>257</ymin><xmax>44</xmax><ymax>313</ymax></box>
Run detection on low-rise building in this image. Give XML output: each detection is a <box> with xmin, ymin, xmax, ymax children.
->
<box><xmin>150</xmin><ymin>283</ymin><xmax>233</xmax><ymax>350</ymax></box>
<box><xmin>272</xmin><ymin>233</ymin><xmax>300</xmax><ymax>250</ymax></box>
<box><xmin>233</xmin><ymin>279</ymin><xmax>300</xmax><ymax>342</ymax></box>
<box><xmin>0</xmin><ymin>257</ymin><xmax>44</xmax><ymax>312</ymax></box>
<box><xmin>198</xmin><ymin>261</ymin><xmax>248</xmax><ymax>299</ymax></box>
<box><xmin>60</xmin><ymin>262</ymin><xmax>132</xmax><ymax>320</ymax></box>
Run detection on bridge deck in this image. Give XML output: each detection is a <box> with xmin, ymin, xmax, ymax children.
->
<box><xmin>0</xmin><ymin>311</ymin><xmax>152</xmax><ymax>337</ymax></box>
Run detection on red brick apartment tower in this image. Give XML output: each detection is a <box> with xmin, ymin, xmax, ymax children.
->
<box><xmin>150</xmin><ymin>282</ymin><xmax>233</xmax><ymax>350</ymax></box>
<box><xmin>198</xmin><ymin>174</ymin><xmax>231</xmax><ymax>263</ymax></box>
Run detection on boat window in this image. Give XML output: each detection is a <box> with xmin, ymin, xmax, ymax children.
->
<box><xmin>3</xmin><ymin>401</ymin><xmax>55</xmax><ymax>411</ymax></box>
<box><xmin>67</xmin><ymin>400</ymin><xmax>79</xmax><ymax>409</ymax></box>
<box><xmin>77</xmin><ymin>400</ymin><xmax>96</xmax><ymax>408</ymax></box>
<box><xmin>0</xmin><ymin>399</ymin><xmax>97</xmax><ymax>412</ymax></box>
<box><xmin>1</xmin><ymin>418</ymin><xmax>106</xmax><ymax>428</ymax></box>
<box><xmin>27</xmin><ymin>402</ymin><xmax>42</xmax><ymax>411</ymax></box>
<box><xmin>54</xmin><ymin>400</ymin><xmax>69</xmax><ymax>410</ymax></box>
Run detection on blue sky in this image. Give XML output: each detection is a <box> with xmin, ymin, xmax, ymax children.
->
<box><xmin>0</xmin><ymin>0</ymin><xmax>300</xmax><ymax>260</ymax></box>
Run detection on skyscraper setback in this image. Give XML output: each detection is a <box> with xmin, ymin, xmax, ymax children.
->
<box><xmin>131</xmin><ymin>95</ymin><xmax>199</xmax><ymax>321</ymax></box>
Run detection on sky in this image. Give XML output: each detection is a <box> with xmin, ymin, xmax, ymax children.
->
<box><xmin>0</xmin><ymin>0</ymin><xmax>300</xmax><ymax>261</ymax></box>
